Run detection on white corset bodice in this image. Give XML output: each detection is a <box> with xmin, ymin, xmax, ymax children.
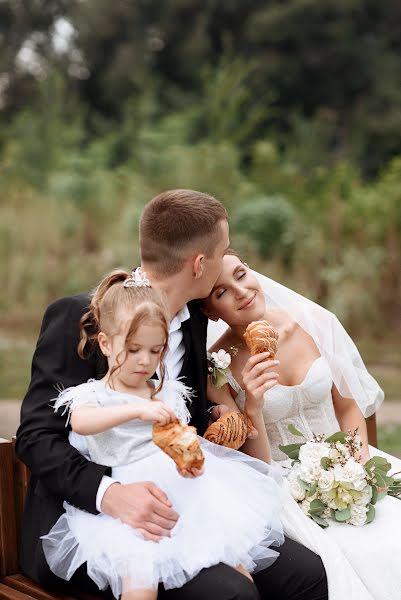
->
<box><xmin>231</xmin><ymin>357</ymin><xmax>341</xmax><ymax>462</ymax></box>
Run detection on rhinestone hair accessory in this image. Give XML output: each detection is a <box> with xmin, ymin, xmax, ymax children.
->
<box><xmin>123</xmin><ymin>268</ymin><xmax>151</xmax><ymax>288</ymax></box>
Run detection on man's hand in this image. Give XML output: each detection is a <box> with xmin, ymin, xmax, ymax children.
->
<box><xmin>101</xmin><ymin>481</ymin><xmax>179</xmax><ymax>541</ymax></box>
<box><xmin>208</xmin><ymin>404</ymin><xmax>258</xmax><ymax>440</ymax></box>
<box><xmin>208</xmin><ymin>403</ymin><xmax>231</xmax><ymax>425</ymax></box>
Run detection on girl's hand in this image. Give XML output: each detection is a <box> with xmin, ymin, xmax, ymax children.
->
<box><xmin>138</xmin><ymin>401</ymin><xmax>178</xmax><ymax>425</ymax></box>
<box><xmin>242</xmin><ymin>352</ymin><xmax>280</xmax><ymax>416</ymax></box>
<box><xmin>176</xmin><ymin>465</ymin><xmax>205</xmax><ymax>478</ymax></box>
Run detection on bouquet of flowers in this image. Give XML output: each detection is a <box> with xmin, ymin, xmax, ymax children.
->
<box><xmin>280</xmin><ymin>425</ymin><xmax>396</xmax><ymax>528</ymax></box>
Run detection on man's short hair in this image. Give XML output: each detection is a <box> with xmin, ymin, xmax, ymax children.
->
<box><xmin>139</xmin><ymin>189</ymin><xmax>228</xmax><ymax>276</ymax></box>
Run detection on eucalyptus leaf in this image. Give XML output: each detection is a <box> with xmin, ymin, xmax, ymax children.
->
<box><xmin>365</xmin><ymin>456</ymin><xmax>392</xmax><ymax>473</ymax></box>
<box><xmin>366</xmin><ymin>504</ymin><xmax>376</xmax><ymax>524</ymax></box>
<box><xmin>374</xmin><ymin>472</ymin><xmax>394</xmax><ymax>488</ymax></box>
<box><xmin>297</xmin><ymin>477</ymin><xmax>310</xmax><ymax>491</ymax></box>
<box><xmin>324</xmin><ymin>432</ymin><xmax>347</xmax><ymax>444</ymax></box>
<box><xmin>308</xmin><ymin>482</ymin><xmax>318</xmax><ymax>497</ymax></box>
<box><xmin>334</xmin><ymin>506</ymin><xmax>351</xmax><ymax>522</ymax></box>
<box><xmin>308</xmin><ymin>499</ymin><xmax>325</xmax><ymax>516</ymax></box>
<box><xmin>320</xmin><ymin>457</ymin><xmax>330</xmax><ymax>470</ymax></box>
<box><xmin>371</xmin><ymin>485</ymin><xmax>378</xmax><ymax>505</ymax></box>
<box><xmin>288</xmin><ymin>424</ymin><xmax>304</xmax><ymax>437</ymax></box>
<box><xmin>278</xmin><ymin>443</ymin><xmax>302</xmax><ymax>460</ymax></box>
<box><xmin>311</xmin><ymin>514</ymin><xmax>329</xmax><ymax>528</ymax></box>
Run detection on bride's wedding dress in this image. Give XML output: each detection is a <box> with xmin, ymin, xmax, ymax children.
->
<box><xmin>229</xmin><ymin>356</ymin><xmax>401</xmax><ymax>600</ymax></box>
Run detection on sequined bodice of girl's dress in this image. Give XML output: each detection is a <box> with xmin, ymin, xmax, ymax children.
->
<box><xmin>230</xmin><ymin>356</ymin><xmax>341</xmax><ymax>462</ymax></box>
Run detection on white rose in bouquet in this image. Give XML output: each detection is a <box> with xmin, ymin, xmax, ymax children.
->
<box><xmin>300</xmin><ymin>463</ymin><xmax>322</xmax><ymax>484</ymax></box>
<box><xmin>348</xmin><ymin>504</ymin><xmax>368</xmax><ymax>527</ymax></box>
<box><xmin>287</xmin><ymin>464</ymin><xmax>306</xmax><ymax>501</ymax></box>
<box><xmin>318</xmin><ymin>470</ymin><xmax>335</xmax><ymax>492</ymax></box>
<box><xmin>289</xmin><ymin>477</ymin><xmax>306</xmax><ymax>501</ymax></box>
<box><xmin>352</xmin><ymin>485</ymin><xmax>372</xmax><ymax>507</ymax></box>
<box><xmin>333</xmin><ymin>457</ymin><xmax>365</xmax><ymax>485</ymax></box>
<box><xmin>299</xmin><ymin>441</ymin><xmax>330</xmax><ymax>467</ymax></box>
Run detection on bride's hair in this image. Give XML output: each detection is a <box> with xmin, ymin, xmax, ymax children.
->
<box><xmin>223</xmin><ymin>248</ymin><xmax>246</xmax><ymax>263</ymax></box>
<box><xmin>140</xmin><ymin>189</ymin><xmax>228</xmax><ymax>277</ymax></box>
<box><xmin>79</xmin><ymin>269</ymin><xmax>169</xmax><ymax>396</ymax></box>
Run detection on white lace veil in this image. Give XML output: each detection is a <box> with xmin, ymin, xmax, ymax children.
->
<box><xmin>207</xmin><ymin>269</ymin><xmax>384</xmax><ymax>417</ymax></box>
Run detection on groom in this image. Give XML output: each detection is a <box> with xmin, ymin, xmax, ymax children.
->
<box><xmin>16</xmin><ymin>189</ymin><xmax>328</xmax><ymax>599</ymax></box>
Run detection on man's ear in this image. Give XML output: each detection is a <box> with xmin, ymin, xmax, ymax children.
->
<box><xmin>192</xmin><ymin>253</ymin><xmax>205</xmax><ymax>279</ymax></box>
<box><xmin>98</xmin><ymin>332</ymin><xmax>110</xmax><ymax>357</ymax></box>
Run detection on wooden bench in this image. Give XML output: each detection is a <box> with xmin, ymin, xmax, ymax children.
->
<box><xmin>0</xmin><ymin>438</ymin><xmax>101</xmax><ymax>600</ymax></box>
<box><xmin>0</xmin><ymin>416</ymin><xmax>378</xmax><ymax>599</ymax></box>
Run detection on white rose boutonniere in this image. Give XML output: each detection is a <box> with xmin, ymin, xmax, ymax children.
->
<box><xmin>207</xmin><ymin>347</ymin><xmax>239</xmax><ymax>388</ymax></box>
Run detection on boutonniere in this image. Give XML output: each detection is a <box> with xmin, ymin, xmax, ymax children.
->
<box><xmin>207</xmin><ymin>346</ymin><xmax>239</xmax><ymax>388</ymax></box>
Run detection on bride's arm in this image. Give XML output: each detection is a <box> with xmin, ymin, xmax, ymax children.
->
<box><xmin>206</xmin><ymin>356</ymin><xmax>276</xmax><ymax>463</ymax></box>
<box><xmin>332</xmin><ymin>385</ymin><xmax>370</xmax><ymax>462</ymax></box>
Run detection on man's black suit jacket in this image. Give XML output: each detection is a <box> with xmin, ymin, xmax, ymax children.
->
<box><xmin>15</xmin><ymin>293</ymin><xmax>209</xmax><ymax>585</ymax></box>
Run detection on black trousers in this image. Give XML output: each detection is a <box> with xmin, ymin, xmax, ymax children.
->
<box><xmin>61</xmin><ymin>536</ymin><xmax>327</xmax><ymax>600</ymax></box>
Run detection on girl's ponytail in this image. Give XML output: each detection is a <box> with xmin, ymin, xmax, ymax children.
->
<box><xmin>78</xmin><ymin>270</ymin><xmax>130</xmax><ymax>358</ymax></box>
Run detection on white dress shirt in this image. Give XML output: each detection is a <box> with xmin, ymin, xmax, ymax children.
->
<box><xmin>92</xmin><ymin>304</ymin><xmax>191</xmax><ymax>510</ymax></box>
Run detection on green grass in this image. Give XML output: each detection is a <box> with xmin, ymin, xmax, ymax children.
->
<box><xmin>356</xmin><ymin>334</ymin><xmax>401</xmax><ymax>403</ymax></box>
<box><xmin>0</xmin><ymin>332</ymin><xmax>400</xmax><ymax>402</ymax></box>
<box><xmin>0</xmin><ymin>335</ymin><xmax>36</xmax><ymax>399</ymax></box>
<box><xmin>378</xmin><ymin>425</ymin><xmax>401</xmax><ymax>460</ymax></box>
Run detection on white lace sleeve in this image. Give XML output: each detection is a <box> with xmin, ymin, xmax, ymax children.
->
<box><xmin>158</xmin><ymin>379</ymin><xmax>193</xmax><ymax>424</ymax></box>
<box><xmin>52</xmin><ymin>380</ymin><xmax>100</xmax><ymax>426</ymax></box>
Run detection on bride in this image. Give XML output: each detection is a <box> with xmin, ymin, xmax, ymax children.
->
<box><xmin>204</xmin><ymin>250</ymin><xmax>401</xmax><ymax>600</ymax></box>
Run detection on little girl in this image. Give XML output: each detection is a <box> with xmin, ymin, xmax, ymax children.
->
<box><xmin>41</xmin><ymin>269</ymin><xmax>284</xmax><ymax>600</ymax></box>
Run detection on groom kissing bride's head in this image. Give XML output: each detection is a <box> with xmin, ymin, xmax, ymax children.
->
<box><xmin>138</xmin><ymin>188</ymin><xmax>230</xmax><ymax>311</ymax></box>
<box><xmin>16</xmin><ymin>186</ymin><xmax>329</xmax><ymax>600</ymax></box>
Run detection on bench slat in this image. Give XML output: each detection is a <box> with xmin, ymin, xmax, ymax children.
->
<box><xmin>1</xmin><ymin>576</ymin><xmax>77</xmax><ymax>600</ymax></box>
<box><xmin>0</xmin><ymin>582</ymin><xmax>36</xmax><ymax>600</ymax></box>
<box><xmin>0</xmin><ymin>441</ymin><xmax>19</xmax><ymax>575</ymax></box>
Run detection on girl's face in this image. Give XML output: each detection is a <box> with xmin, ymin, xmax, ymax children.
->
<box><xmin>205</xmin><ymin>254</ymin><xmax>266</xmax><ymax>327</ymax></box>
<box><xmin>99</xmin><ymin>320</ymin><xmax>166</xmax><ymax>389</ymax></box>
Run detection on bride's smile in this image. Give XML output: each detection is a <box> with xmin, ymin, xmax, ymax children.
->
<box><xmin>205</xmin><ymin>253</ymin><xmax>266</xmax><ymax>326</ymax></box>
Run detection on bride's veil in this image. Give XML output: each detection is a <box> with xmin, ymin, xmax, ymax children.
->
<box><xmin>207</xmin><ymin>269</ymin><xmax>384</xmax><ymax>418</ymax></box>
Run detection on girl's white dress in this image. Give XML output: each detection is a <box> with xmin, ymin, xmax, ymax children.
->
<box><xmin>230</xmin><ymin>356</ymin><xmax>401</xmax><ymax>600</ymax></box>
<box><xmin>41</xmin><ymin>379</ymin><xmax>284</xmax><ymax>597</ymax></box>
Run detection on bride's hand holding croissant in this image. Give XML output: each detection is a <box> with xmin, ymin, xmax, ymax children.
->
<box><xmin>138</xmin><ymin>401</ymin><xmax>179</xmax><ymax>425</ymax></box>
<box><xmin>242</xmin><ymin>353</ymin><xmax>280</xmax><ymax>416</ymax></box>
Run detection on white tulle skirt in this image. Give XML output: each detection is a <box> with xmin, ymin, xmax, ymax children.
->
<box><xmin>41</xmin><ymin>440</ymin><xmax>284</xmax><ymax>597</ymax></box>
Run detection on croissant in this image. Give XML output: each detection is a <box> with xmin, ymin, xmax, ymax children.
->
<box><xmin>204</xmin><ymin>411</ymin><xmax>254</xmax><ymax>450</ymax></box>
<box><xmin>152</xmin><ymin>421</ymin><xmax>204</xmax><ymax>470</ymax></box>
<box><xmin>243</xmin><ymin>320</ymin><xmax>279</xmax><ymax>358</ymax></box>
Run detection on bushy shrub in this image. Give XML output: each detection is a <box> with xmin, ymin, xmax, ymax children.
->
<box><xmin>232</xmin><ymin>196</ymin><xmax>297</xmax><ymax>260</ymax></box>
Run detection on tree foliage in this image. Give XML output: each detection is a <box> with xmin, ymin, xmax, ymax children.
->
<box><xmin>0</xmin><ymin>1</ymin><xmax>400</xmax><ymax>332</ymax></box>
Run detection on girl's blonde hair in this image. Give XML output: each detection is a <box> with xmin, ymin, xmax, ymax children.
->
<box><xmin>79</xmin><ymin>269</ymin><xmax>169</xmax><ymax>396</ymax></box>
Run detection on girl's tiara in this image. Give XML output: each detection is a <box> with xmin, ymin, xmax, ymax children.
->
<box><xmin>124</xmin><ymin>268</ymin><xmax>151</xmax><ymax>288</ymax></box>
